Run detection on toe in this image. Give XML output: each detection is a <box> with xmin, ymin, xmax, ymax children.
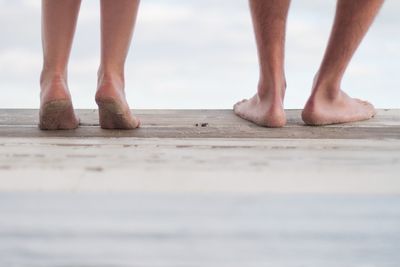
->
<box><xmin>134</xmin><ymin>118</ymin><xmax>141</xmax><ymax>128</ymax></box>
<box><xmin>369</xmin><ymin>105</ymin><xmax>377</xmax><ymax>117</ymax></box>
<box><xmin>362</xmin><ymin>101</ymin><xmax>376</xmax><ymax>116</ymax></box>
<box><xmin>354</xmin><ymin>99</ymin><xmax>376</xmax><ymax>117</ymax></box>
<box><xmin>233</xmin><ymin>99</ymin><xmax>247</xmax><ymax>110</ymax></box>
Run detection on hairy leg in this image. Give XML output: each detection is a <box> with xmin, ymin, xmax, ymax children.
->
<box><xmin>40</xmin><ymin>0</ymin><xmax>81</xmax><ymax>130</ymax></box>
<box><xmin>302</xmin><ymin>0</ymin><xmax>384</xmax><ymax>125</ymax></box>
<box><xmin>234</xmin><ymin>0</ymin><xmax>290</xmax><ymax>128</ymax></box>
<box><xmin>96</xmin><ymin>0</ymin><xmax>140</xmax><ymax>129</ymax></box>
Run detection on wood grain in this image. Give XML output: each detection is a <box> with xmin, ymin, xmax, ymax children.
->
<box><xmin>0</xmin><ymin>109</ymin><xmax>399</xmax><ymax>139</ymax></box>
<box><xmin>0</xmin><ymin>109</ymin><xmax>399</xmax><ymax>266</ymax></box>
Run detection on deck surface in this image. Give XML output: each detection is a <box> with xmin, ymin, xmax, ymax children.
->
<box><xmin>1</xmin><ymin>109</ymin><xmax>400</xmax><ymax>139</ymax></box>
<box><xmin>0</xmin><ymin>109</ymin><xmax>399</xmax><ymax>193</ymax></box>
<box><xmin>0</xmin><ymin>109</ymin><xmax>399</xmax><ymax>266</ymax></box>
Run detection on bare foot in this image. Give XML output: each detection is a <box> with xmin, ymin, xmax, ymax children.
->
<box><xmin>39</xmin><ymin>75</ymin><xmax>79</xmax><ymax>130</ymax></box>
<box><xmin>96</xmin><ymin>75</ymin><xmax>140</xmax><ymax>130</ymax></box>
<box><xmin>302</xmin><ymin>90</ymin><xmax>377</xmax><ymax>126</ymax></box>
<box><xmin>233</xmin><ymin>94</ymin><xmax>286</xmax><ymax>128</ymax></box>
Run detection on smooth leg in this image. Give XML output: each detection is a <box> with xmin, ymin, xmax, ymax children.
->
<box><xmin>302</xmin><ymin>0</ymin><xmax>384</xmax><ymax>125</ymax></box>
<box><xmin>234</xmin><ymin>0</ymin><xmax>290</xmax><ymax>128</ymax></box>
<box><xmin>96</xmin><ymin>0</ymin><xmax>140</xmax><ymax>129</ymax></box>
<box><xmin>40</xmin><ymin>0</ymin><xmax>81</xmax><ymax>130</ymax></box>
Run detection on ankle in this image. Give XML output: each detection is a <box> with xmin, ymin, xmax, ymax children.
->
<box><xmin>310</xmin><ymin>85</ymin><xmax>342</xmax><ymax>103</ymax></box>
<box><xmin>40</xmin><ymin>70</ymin><xmax>67</xmax><ymax>88</ymax></box>
<box><xmin>98</xmin><ymin>74</ymin><xmax>125</xmax><ymax>93</ymax></box>
<box><xmin>311</xmin><ymin>73</ymin><xmax>342</xmax><ymax>99</ymax></box>
<box><xmin>96</xmin><ymin>70</ymin><xmax>126</xmax><ymax>103</ymax></box>
<box><xmin>98</xmin><ymin>66</ymin><xmax>124</xmax><ymax>84</ymax></box>
<box><xmin>39</xmin><ymin>72</ymin><xmax>71</xmax><ymax>102</ymax></box>
<box><xmin>257</xmin><ymin>79</ymin><xmax>286</xmax><ymax>101</ymax></box>
<box><xmin>305</xmin><ymin>85</ymin><xmax>342</xmax><ymax>113</ymax></box>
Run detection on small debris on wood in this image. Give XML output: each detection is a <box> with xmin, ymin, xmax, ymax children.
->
<box><xmin>195</xmin><ymin>122</ymin><xmax>209</xmax><ymax>127</ymax></box>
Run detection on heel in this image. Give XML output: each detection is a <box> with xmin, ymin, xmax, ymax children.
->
<box><xmin>97</xmin><ymin>99</ymin><xmax>139</xmax><ymax>129</ymax></box>
<box><xmin>39</xmin><ymin>100</ymin><xmax>79</xmax><ymax>130</ymax></box>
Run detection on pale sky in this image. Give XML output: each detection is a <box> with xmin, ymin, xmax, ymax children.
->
<box><xmin>0</xmin><ymin>0</ymin><xmax>399</xmax><ymax>109</ymax></box>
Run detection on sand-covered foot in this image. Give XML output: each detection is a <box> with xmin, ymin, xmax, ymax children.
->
<box><xmin>302</xmin><ymin>90</ymin><xmax>376</xmax><ymax>126</ymax></box>
<box><xmin>233</xmin><ymin>94</ymin><xmax>286</xmax><ymax>128</ymax></box>
<box><xmin>39</xmin><ymin>76</ymin><xmax>79</xmax><ymax>130</ymax></box>
<box><xmin>96</xmin><ymin>77</ymin><xmax>140</xmax><ymax>130</ymax></box>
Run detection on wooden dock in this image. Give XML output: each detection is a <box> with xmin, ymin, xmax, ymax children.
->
<box><xmin>1</xmin><ymin>109</ymin><xmax>400</xmax><ymax>139</ymax></box>
<box><xmin>0</xmin><ymin>109</ymin><xmax>399</xmax><ymax>193</ymax></box>
<box><xmin>0</xmin><ymin>109</ymin><xmax>399</xmax><ymax>266</ymax></box>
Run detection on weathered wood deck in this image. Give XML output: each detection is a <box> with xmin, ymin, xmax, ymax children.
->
<box><xmin>0</xmin><ymin>109</ymin><xmax>399</xmax><ymax>266</ymax></box>
<box><xmin>0</xmin><ymin>109</ymin><xmax>399</xmax><ymax>193</ymax></box>
<box><xmin>1</xmin><ymin>109</ymin><xmax>400</xmax><ymax>139</ymax></box>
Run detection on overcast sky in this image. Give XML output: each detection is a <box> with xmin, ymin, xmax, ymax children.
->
<box><xmin>0</xmin><ymin>0</ymin><xmax>398</xmax><ymax>109</ymax></box>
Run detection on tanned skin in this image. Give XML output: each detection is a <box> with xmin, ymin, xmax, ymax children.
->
<box><xmin>234</xmin><ymin>0</ymin><xmax>384</xmax><ymax>127</ymax></box>
<box><xmin>40</xmin><ymin>0</ymin><xmax>140</xmax><ymax>130</ymax></box>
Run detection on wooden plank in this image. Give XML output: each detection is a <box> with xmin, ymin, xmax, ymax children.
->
<box><xmin>0</xmin><ymin>109</ymin><xmax>399</xmax><ymax>139</ymax></box>
<box><xmin>0</xmin><ymin>124</ymin><xmax>399</xmax><ymax>139</ymax></box>
<box><xmin>0</xmin><ymin>193</ymin><xmax>399</xmax><ymax>266</ymax></box>
<box><xmin>0</xmin><ymin>109</ymin><xmax>399</xmax><ymax>127</ymax></box>
<box><xmin>0</xmin><ymin>138</ymin><xmax>399</xmax><ymax>193</ymax></box>
<box><xmin>1</xmin><ymin>109</ymin><xmax>399</xmax><ymax>267</ymax></box>
<box><xmin>0</xmin><ymin>109</ymin><xmax>399</xmax><ymax>266</ymax></box>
